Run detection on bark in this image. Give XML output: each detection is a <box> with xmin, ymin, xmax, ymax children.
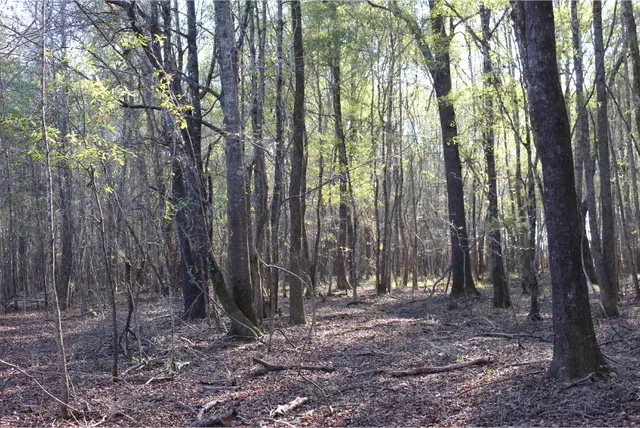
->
<box><xmin>289</xmin><ymin>0</ymin><xmax>307</xmax><ymax>324</ymax></box>
<box><xmin>214</xmin><ymin>0</ymin><xmax>258</xmax><ymax>330</ymax></box>
<box><xmin>480</xmin><ymin>5</ymin><xmax>510</xmax><ymax>308</ymax></box>
<box><xmin>593</xmin><ymin>0</ymin><xmax>620</xmax><ymax>316</ymax></box>
<box><xmin>520</xmin><ymin>0</ymin><xmax>607</xmax><ymax>378</ymax></box>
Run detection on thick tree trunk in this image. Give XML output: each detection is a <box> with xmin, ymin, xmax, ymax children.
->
<box><xmin>214</xmin><ymin>0</ymin><xmax>258</xmax><ymax>330</ymax></box>
<box><xmin>480</xmin><ymin>5</ymin><xmax>510</xmax><ymax>308</ymax></box>
<box><xmin>593</xmin><ymin>0</ymin><xmax>620</xmax><ymax>316</ymax></box>
<box><xmin>381</xmin><ymin>0</ymin><xmax>476</xmax><ymax>297</ymax></box>
<box><xmin>429</xmin><ymin>1</ymin><xmax>476</xmax><ymax>298</ymax></box>
<box><xmin>289</xmin><ymin>0</ymin><xmax>307</xmax><ymax>325</ymax></box>
<box><xmin>520</xmin><ymin>0</ymin><xmax>607</xmax><ymax>379</ymax></box>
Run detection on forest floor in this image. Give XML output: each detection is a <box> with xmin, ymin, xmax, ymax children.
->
<box><xmin>2</xmin><ymin>278</ymin><xmax>640</xmax><ymax>427</ymax></box>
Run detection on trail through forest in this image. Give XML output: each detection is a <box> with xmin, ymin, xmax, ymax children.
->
<box><xmin>2</xmin><ymin>281</ymin><xmax>640</xmax><ymax>427</ymax></box>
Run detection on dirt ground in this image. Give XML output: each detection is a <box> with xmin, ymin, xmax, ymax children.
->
<box><xmin>2</xmin><ymin>279</ymin><xmax>640</xmax><ymax>427</ymax></box>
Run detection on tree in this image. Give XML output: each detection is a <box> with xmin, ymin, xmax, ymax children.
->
<box><xmin>570</xmin><ymin>0</ymin><xmax>598</xmax><ymax>286</ymax></box>
<box><xmin>214</xmin><ymin>0</ymin><xmax>259</xmax><ymax>331</ymax></box>
<box><xmin>623</xmin><ymin>0</ymin><xmax>640</xmax><ymax>142</ymax></box>
<box><xmin>289</xmin><ymin>0</ymin><xmax>307</xmax><ymax>325</ymax></box>
<box><xmin>593</xmin><ymin>0</ymin><xmax>620</xmax><ymax>316</ymax></box>
<box><xmin>480</xmin><ymin>4</ymin><xmax>510</xmax><ymax>308</ymax></box>
<box><xmin>369</xmin><ymin>0</ymin><xmax>478</xmax><ymax>298</ymax></box>
<box><xmin>269</xmin><ymin>0</ymin><xmax>286</xmax><ymax>319</ymax></box>
<box><xmin>519</xmin><ymin>0</ymin><xmax>607</xmax><ymax>378</ymax></box>
<box><xmin>40</xmin><ymin>0</ymin><xmax>70</xmax><ymax>415</ymax></box>
<box><xmin>330</xmin><ymin>5</ymin><xmax>354</xmax><ymax>293</ymax></box>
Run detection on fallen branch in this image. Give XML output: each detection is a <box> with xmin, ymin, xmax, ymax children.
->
<box><xmin>388</xmin><ymin>357</ymin><xmax>493</xmax><ymax>377</ymax></box>
<box><xmin>0</xmin><ymin>359</ymin><xmax>80</xmax><ymax>413</ymax></box>
<box><xmin>477</xmin><ymin>332</ymin><xmax>550</xmax><ymax>342</ymax></box>
<box><xmin>252</xmin><ymin>357</ymin><xmax>335</xmax><ymax>374</ymax></box>
<box><xmin>191</xmin><ymin>409</ymin><xmax>237</xmax><ymax>427</ymax></box>
<box><xmin>270</xmin><ymin>396</ymin><xmax>309</xmax><ymax>417</ymax></box>
<box><xmin>201</xmin><ymin>385</ymin><xmax>238</xmax><ymax>393</ymax></box>
<box><xmin>144</xmin><ymin>375</ymin><xmax>176</xmax><ymax>385</ymax></box>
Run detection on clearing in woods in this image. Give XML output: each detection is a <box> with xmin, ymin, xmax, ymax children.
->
<box><xmin>1</xmin><ymin>281</ymin><xmax>640</xmax><ymax>426</ymax></box>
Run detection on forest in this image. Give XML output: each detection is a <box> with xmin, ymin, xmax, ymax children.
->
<box><xmin>1</xmin><ymin>0</ymin><xmax>640</xmax><ymax>425</ymax></box>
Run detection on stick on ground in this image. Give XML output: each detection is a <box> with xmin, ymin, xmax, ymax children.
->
<box><xmin>271</xmin><ymin>397</ymin><xmax>309</xmax><ymax>417</ymax></box>
<box><xmin>389</xmin><ymin>357</ymin><xmax>493</xmax><ymax>377</ymax></box>
<box><xmin>252</xmin><ymin>357</ymin><xmax>335</xmax><ymax>373</ymax></box>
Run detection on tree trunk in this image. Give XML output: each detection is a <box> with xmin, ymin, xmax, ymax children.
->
<box><xmin>250</xmin><ymin>1</ymin><xmax>267</xmax><ymax>328</ymax></box>
<box><xmin>622</xmin><ymin>0</ymin><xmax>640</xmax><ymax>293</ymax></box>
<box><xmin>519</xmin><ymin>0</ymin><xmax>607</xmax><ymax>379</ymax></box>
<box><xmin>288</xmin><ymin>0</ymin><xmax>307</xmax><ymax>325</ymax></box>
<box><xmin>480</xmin><ymin>5</ymin><xmax>510</xmax><ymax>308</ymax></box>
<box><xmin>331</xmin><ymin>32</ymin><xmax>353</xmax><ymax>292</ymax></box>
<box><xmin>40</xmin><ymin>1</ymin><xmax>71</xmax><ymax>414</ymax></box>
<box><xmin>269</xmin><ymin>0</ymin><xmax>285</xmax><ymax>319</ymax></box>
<box><xmin>214</xmin><ymin>0</ymin><xmax>258</xmax><ymax>330</ymax></box>
<box><xmin>569</xmin><ymin>0</ymin><xmax>603</xmax><ymax>289</ymax></box>
<box><xmin>380</xmin><ymin>0</ymin><xmax>476</xmax><ymax>297</ymax></box>
<box><xmin>429</xmin><ymin>1</ymin><xmax>476</xmax><ymax>298</ymax></box>
<box><xmin>593</xmin><ymin>0</ymin><xmax>620</xmax><ymax>316</ymax></box>
<box><xmin>57</xmin><ymin>0</ymin><xmax>72</xmax><ymax>310</ymax></box>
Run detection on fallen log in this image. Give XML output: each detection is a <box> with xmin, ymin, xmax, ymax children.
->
<box><xmin>389</xmin><ymin>357</ymin><xmax>493</xmax><ymax>377</ymax></box>
<box><xmin>270</xmin><ymin>397</ymin><xmax>309</xmax><ymax>417</ymax></box>
<box><xmin>252</xmin><ymin>357</ymin><xmax>335</xmax><ymax>374</ymax></box>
